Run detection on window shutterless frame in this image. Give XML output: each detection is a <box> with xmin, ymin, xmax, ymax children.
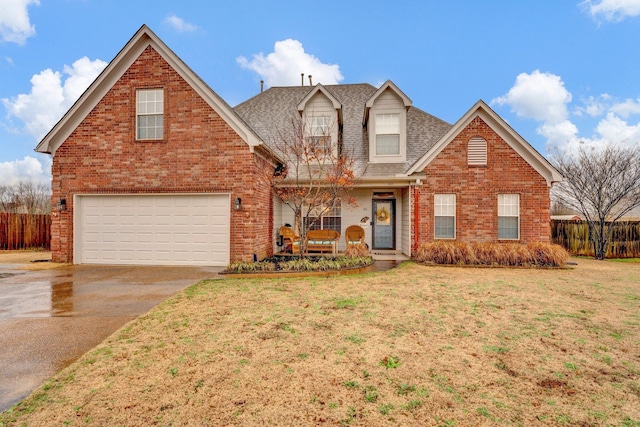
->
<box><xmin>434</xmin><ymin>194</ymin><xmax>456</xmax><ymax>239</ymax></box>
<box><xmin>136</xmin><ymin>89</ymin><xmax>164</xmax><ymax>140</ymax></box>
<box><xmin>498</xmin><ymin>194</ymin><xmax>520</xmax><ymax>240</ymax></box>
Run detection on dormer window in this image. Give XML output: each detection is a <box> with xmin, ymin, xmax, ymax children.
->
<box><xmin>309</xmin><ymin>116</ymin><xmax>330</xmax><ymax>141</ymax></box>
<box><xmin>364</xmin><ymin>81</ymin><xmax>411</xmax><ymax>164</ymax></box>
<box><xmin>375</xmin><ymin>113</ymin><xmax>400</xmax><ymax>155</ymax></box>
<box><xmin>296</xmin><ymin>84</ymin><xmax>342</xmax><ymax>160</ymax></box>
<box><xmin>307</xmin><ymin>115</ymin><xmax>332</xmax><ymax>157</ymax></box>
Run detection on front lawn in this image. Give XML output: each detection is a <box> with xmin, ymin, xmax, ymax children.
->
<box><xmin>2</xmin><ymin>259</ymin><xmax>640</xmax><ymax>426</ymax></box>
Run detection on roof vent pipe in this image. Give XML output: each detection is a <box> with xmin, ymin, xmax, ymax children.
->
<box><xmin>301</xmin><ymin>73</ymin><xmax>304</xmax><ymax>86</ymax></box>
<box><xmin>308</xmin><ymin>75</ymin><xmax>313</xmax><ymax>86</ymax></box>
<box><xmin>260</xmin><ymin>80</ymin><xmax>264</xmax><ymax>93</ymax></box>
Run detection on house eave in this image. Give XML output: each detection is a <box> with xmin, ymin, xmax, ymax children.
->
<box><xmin>406</xmin><ymin>100</ymin><xmax>564</xmax><ymax>187</ymax></box>
<box><xmin>36</xmin><ymin>24</ymin><xmax>265</xmax><ymax>157</ymax></box>
<box><xmin>273</xmin><ymin>174</ymin><xmax>424</xmax><ymax>189</ymax></box>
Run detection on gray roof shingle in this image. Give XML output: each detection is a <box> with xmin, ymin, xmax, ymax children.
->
<box><xmin>233</xmin><ymin>83</ymin><xmax>452</xmax><ymax>178</ymax></box>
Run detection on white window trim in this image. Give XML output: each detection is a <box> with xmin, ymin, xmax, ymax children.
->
<box><xmin>303</xmin><ymin>201</ymin><xmax>342</xmax><ymax>232</ymax></box>
<box><xmin>498</xmin><ymin>194</ymin><xmax>520</xmax><ymax>240</ymax></box>
<box><xmin>303</xmin><ymin>113</ymin><xmax>338</xmax><ymax>159</ymax></box>
<box><xmin>369</xmin><ymin>109</ymin><xmax>406</xmax><ymax>163</ymax></box>
<box><xmin>136</xmin><ymin>89</ymin><xmax>164</xmax><ymax>140</ymax></box>
<box><xmin>434</xmin><ymin>194</ymin><xmax>456</xmax><ymax>239</ymax></box>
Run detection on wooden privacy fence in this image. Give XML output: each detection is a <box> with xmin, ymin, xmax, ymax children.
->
<box><xmin>551</xmin><ymin>220</ymin><xmax>640</xmax><ymax>258</ymax></box>
<box><xmin>0</xmin><ymin>213</ymin><xmax>51</xmax><ymax>250</ymax></box>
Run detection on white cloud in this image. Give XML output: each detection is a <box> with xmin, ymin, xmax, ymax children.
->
<box><xmin>164</xmin><ymin>15</ymin><xmax>198</xmax><ymax>33</ymax></box>
<box><xmin>537</xmin><ymin>120</ymin><xmax>579</xmax><ymax>147</ymax></box>
<box><xmin>0</xmin><ymin>0</ymin><xmax>39</xmax><ymax>45</ymax></box>
<box><xmin>492</xmin><ymin>70</ymin><xmax>572</xmax><ymax>123</ymax></box>
<box><xmin>574</xmin><ymin>94</ymin><xmax>611</xmax><ymax>117</ymax></box>
<box><xmin>2</xmin><ymin>56</ymin><xmax>107</xmax><ymax>141</ymax></box>
<box><xmin>582</xmin><ymin>0</ymin><xmax>640</xmax><ymax>21</ymax></box>
<box><xmin>237</xmin><ymin>39</ymin><xmax>344</xmax><ymax>87</ymax></box>
<box><xmin>610</xmin><ymin>97</ymin><xmax>640</xmax><ymax>117</ymax></box>
<box><xmin>596</xmin><ymin>112</ymin><xmax>640</xmax><ymax>142</ymax></box>
<box><xmin>494</xmin><ymin>70</ymin><xmax>640</xmax><ymax>153</ymax></box>
<box><xmin>0</xmin><ymin>155</ymin><xmax>50</xmax><ymax>186</ymax></box>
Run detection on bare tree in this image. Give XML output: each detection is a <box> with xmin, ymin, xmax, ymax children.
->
<box><xmin>551</xmin><ymin>144</ymin><xmax>640</xmax><ymax>260</ymax></box>
<box><xmin>268</xmin><ymin>115</ymin><xmax>358</xmax><ymax>254</ymax></box>
<box><xmin>0</xmin><ymin>181</ymin><xmax>51</xmax><ymax>214</ymax></box>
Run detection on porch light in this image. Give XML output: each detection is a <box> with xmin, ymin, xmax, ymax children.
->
<box><xmin>57</xmin><ymin>198</ymin><xmax>67</xmax><ymax>212</ymax></box>
<box><xmin>234</xmin><ymin>197</ymin><xmax>242</xmax><ymax>211</ymax></box>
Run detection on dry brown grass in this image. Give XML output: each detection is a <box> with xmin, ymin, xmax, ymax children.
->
<box><xmin>2</xmin><ymin>259</ymin><xmax>640</xmax><ymax>426</ymax></box>
<box><xmin>0</xmin><ymin>250</ymin><xmax>65</xmax><ymax>270</ymax></box>
<box><xmin>415</xmin><ymin>241</ymin><xmax>569</xmax><ymax>267</ymax></box>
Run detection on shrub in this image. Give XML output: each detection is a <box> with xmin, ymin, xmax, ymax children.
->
<box><xmin>225</xmin><ymin>255</ymin><xmax>374</xmax><ymax>273</ymax></box>
<box><xmin>414</xmin><ymin>241</ymin><xmax>568</xmax><ymax>267</ymax></box>
<box><xmin>452</xmin><ymin>241</ymin><xmax>477</xmax><ymax>264</ymax></box>
<box><xmin>414</xmin><ymin>241</ymin><xmax>455</xmax><ymax>264</ymax></box>
<box><xmin>344</xmin><ymin>243</ymin><xmax>369</xmax><ymax>258</ymax></box>
<box><xmin>527</xmin><ymin>242</ymin><xmax>569</xmax><ymax>267</ymax></box>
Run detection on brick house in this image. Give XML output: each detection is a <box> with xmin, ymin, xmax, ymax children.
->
<box><xmin>36</xmin><ymin>25</ymin><xmax>562</xmax><ymax>266</ymax></box>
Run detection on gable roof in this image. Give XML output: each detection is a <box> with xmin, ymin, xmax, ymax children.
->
<box><xmin>363</xmin><ymin>80</ymin><xmax>412</xmax><ymax>125</ymax></box>
<box><xmin>296</xmin><ymin>83</ymin><xmax>343</xmax><ymax>123</ymax></box>
<box><xmin>36</xmin><ymin>25</ymin><xmax>266</xmax><ymax>156</ymax></box>
<box><xmin>234</xmin><ymin>82</ymin><xmax>450</xmax><ymax>179</ymax></box>
<box><xmin>406</xmin><ymin>100</ymin><xmax>563</xmax><ymax>186</ymax></box>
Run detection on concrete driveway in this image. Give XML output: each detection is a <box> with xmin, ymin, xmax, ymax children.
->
<box><xmin>0</xmin><ymin>254</ymin><xmax>222</xmax><ymax>412</ymax></box>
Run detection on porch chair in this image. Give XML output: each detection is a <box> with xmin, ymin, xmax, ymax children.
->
<box><xmin>345</xmin><ymin>225</ymin><xmax>365</xmax><ymax>247</ymax></box>
<box><xmin>279</xmin><ymin>226</ymin><xmax>300</xmax><ymax>254</ymax></box>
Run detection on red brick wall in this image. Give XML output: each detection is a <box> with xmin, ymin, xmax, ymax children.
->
<box><xmin>413</xmin><ymin>116</ymin><xmax>551</xmax><ymax>245</ymax></box>
<box><xmin>51</xmin><ymin>45</ymin><xmax>274</xmax><ymax>263</ymax></box>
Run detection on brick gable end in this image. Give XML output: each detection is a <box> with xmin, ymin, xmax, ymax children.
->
<box><xmin>51</xmin><ymin>46</ymin><xmax>273</xmax><ymax>263</ymax></box>
<box><xmin>414</xmin><ymin>116</ymin><xmax>550</xmax><ymax>245</ymax></box>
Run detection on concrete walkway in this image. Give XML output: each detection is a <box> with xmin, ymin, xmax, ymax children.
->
<box><xmin>0</xmin><ymin>254</ymin><xmax>221</xmax><ymax>412</ymax></box>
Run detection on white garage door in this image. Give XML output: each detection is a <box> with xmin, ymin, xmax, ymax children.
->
<box><xmin>75</xmin><ymin>194</ymin><xmax>230</xmax><ymax>266</ymax></box>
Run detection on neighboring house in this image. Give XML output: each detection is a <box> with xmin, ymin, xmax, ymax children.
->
<box><xmin>36</xmin><ymin>25</ymin><xmax>562</xmax><ymax>266</ymax></box>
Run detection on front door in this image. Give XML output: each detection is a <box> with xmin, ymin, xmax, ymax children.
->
<box><xmin>372</xmin><ymin>199</ymin><xmax>395</xmax><ymax>250</ymax></box>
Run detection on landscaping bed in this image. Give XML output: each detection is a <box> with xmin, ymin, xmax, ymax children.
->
<box><xmin>224</xmin><ymin>255</ymin><xmax>374</xmax><ymax>274</ymax></box>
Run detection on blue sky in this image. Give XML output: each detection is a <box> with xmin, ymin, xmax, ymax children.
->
<box><xmin>1</xmin><ymin>0</ymin><xmax>639</xmax><ymax>186</ymax></box>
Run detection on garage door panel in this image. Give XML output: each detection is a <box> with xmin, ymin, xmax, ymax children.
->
<box><xmin>76</xmin><ymin>194</ymin><xmax>230</xmax><ymax>266</ymax></box>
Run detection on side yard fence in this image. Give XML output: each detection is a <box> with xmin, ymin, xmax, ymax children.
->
<box><xmin>0</xmin><ymin>213</ymin><xmax>51</xmax><ymax>250</ymax></box>
<box><xmin>551</xmin><ymin>220</ymin><xmax>640</xmax><ymax>258</ymax></box>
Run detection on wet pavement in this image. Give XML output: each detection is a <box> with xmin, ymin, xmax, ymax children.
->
<box><xmin>0</xmin><ymin>262</ymin><xmax>222</xmax><ymax>412</ymax></box>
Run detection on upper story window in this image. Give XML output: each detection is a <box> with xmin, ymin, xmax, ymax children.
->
<box><xmin>136</xmin><ymin>89</ymin><xmax>164</xmax><ymax>140</ymax></box>
<box><xmin>306</xmin><ymin>115</ymin><xmax>334</xmax><ymax>157</ymax></box>
<box><xmin>468</xmin><ymin>137</ymin><xmax>487</xmax><ymax>165</ymax></box>
<box><xmin>375</xmin><ymin>113</ymin><xmax>400</xmax><ymax>155</ymax></box>
<box><xmin>309</xmin><ymin>116</ymin><xmax>330</xmax><ymax>138</ymax></box>
<box><xmin>365</xmin><ymin>83</ymin><xmax>410</xmax><ymax>163</ymax></box>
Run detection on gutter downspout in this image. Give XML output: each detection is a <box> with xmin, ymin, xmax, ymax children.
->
<box><xmin>413</xmin><ymin>184</ymin><xmax>420</xmax><ymax>254</ymax></box>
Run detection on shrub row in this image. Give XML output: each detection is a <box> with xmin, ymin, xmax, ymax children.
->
<box><xmin>414</xmin><ymin>241</ymin><xmax>569</xmax><ymax>267</ymax></box>
<box><xmin>225</xmin><ymin>255</ymin><xmax>374</xmax><ymax>273</ymax></box>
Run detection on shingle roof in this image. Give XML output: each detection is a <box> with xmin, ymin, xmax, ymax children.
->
<box><xmin>233</xmin><ymin>83</ymin><xmax>452</xmax><ymax>178</ymax></box>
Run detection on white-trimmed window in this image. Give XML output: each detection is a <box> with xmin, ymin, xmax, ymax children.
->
<box><xmin>307</xmin><ymin>115</ymin><xmax>332</xmax><ymax>155</ymax></box>
<box><xmin>304</xmin><ymin>202</ymin><xmax>341</xmax><ymax>233</ymax></box>
<box><xmin>498</xmin><ymin>194</ymin><xmax>519</xmax><ymax>239</ymax></box>
<box><xmin>375</xmin><ymin>113</ymin><xmax>400</xmax><ymax>155</ymax></box>
<box><xmin>434</xmin><ymin>194</ymin><xmax>456</xmax><ymax>239</ymax></box>
<box><xmin>468</xmin><ymin>137</ymin><xmax>487</xmax><ymax>165</ymax></box>
<box><xmin>137</xmin><ymin>89</ymin><xmax>164</xmax><ymax>140</ymax></box>
<box><xmin>309</xmin><ymin>116</ymin><xmax>330</xmax><ymax>139</ymax></box>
